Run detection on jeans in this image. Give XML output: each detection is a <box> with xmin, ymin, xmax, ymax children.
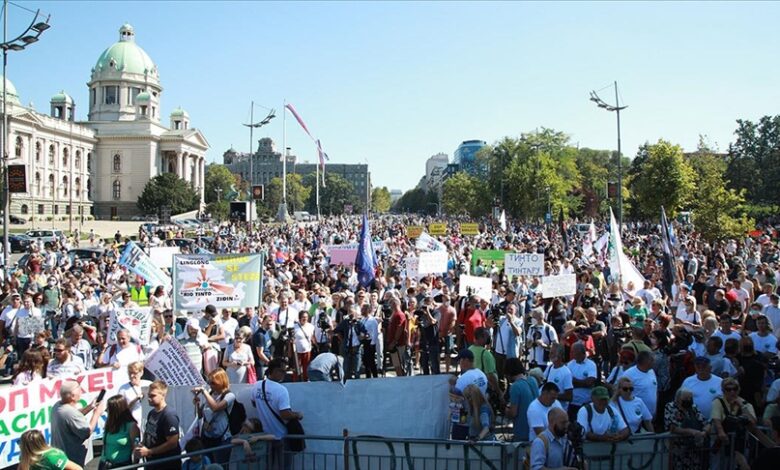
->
<box><xmin>420</xmin><ymin>330</ymin><xmax>440</xmax><ymax>375</ymax></box>
<box><xmin>343</xmin><ymin>345</ymin><xmax>362</xmax><ymax>380</ymax></box>
<box><xmin>362</xmin><ymin>342</ymin><xmax>378</xmax><ymax>378</ymax></box>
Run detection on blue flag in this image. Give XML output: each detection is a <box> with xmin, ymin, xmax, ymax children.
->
<box><xmin>660</xmin><ymin>207</ymin><xmax>676</xmax><ymax>298</ymax></box>
<box><xmin>355</xmin><ymin>213</ymin><xmax>377</xmax><ymax>288</ymax></box>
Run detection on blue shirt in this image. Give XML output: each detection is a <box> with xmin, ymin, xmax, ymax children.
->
<box><xmin>530</xmin><ymin>429</ymin><xmax>573</xmax><ymax>470</ymax></box>
<box><xmin>509</xmin><ymin>377</ymin><xmax>539</xmax><ymax>441</ymax></box>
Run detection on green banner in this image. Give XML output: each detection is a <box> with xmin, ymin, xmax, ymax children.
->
<box><xmin>173</xmin><ymin>253</ymin><xmax>264</xmax><ymax>311</ymax></box>
<box><xmin>471</xmin><ymin>249</ymin><xmax>508</xmax><ymax>274</ymax></box>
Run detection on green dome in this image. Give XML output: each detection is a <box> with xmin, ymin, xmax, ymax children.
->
<box><xmin>50</xmin><ymin>90</ymin><xmax>73</xmax><ymax>103</ymax></box>
<box><xmin>135</xmin><ymin>91</ymin><xmax>151</xmax><ymax>102</ymax></box>
<box><xmin>170</xmin><ymin>106</ymin><xmax>188</xmax><ymax>117</ymax></box>
<box><xmin>0</xmin><ymin>75</ymin><xmax>20</xmax><ymax>105</ymax></box>
<box><xmin>93</xmin><ymin>24</ymin><xmax>158</xmax><ymax>79</ymax></box>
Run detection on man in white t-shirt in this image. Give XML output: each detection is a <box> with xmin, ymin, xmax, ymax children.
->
<box><xmin>526</xmin><ymin>382</ymin><xmax>564</xmax><ymax>441</ymax></box>
<box><xmin>576</xmin><ymin>386</ymin><xmax>629</xmax><ymax>442</ymax></box>
<box><xmin>252</xmin><ymin>359</ymin><xmax>304</xmax><ymax>469</ymax></box>
<box><xmin>567</xmin><ymin>342</ymin><xmax>597</xmax><ymax>420</ymax></box>
<box><xmin>621</xmin><ymin>351</ymin><xmax>658</xmax><ymax>415</ymax></box>
<box><xmin>273</xmin><ymin>295</ymin><xmax>299</xmax><ymax>330</ymax></box>
<box><xmin>750</xmin><ymin>315</ymin><xmax>779</xmax><ymax>357</ymax></box>
<box><xmin>681</xmin><ymin>356</ymin><xmax>723</xmax><ymax>420</ymax></box>
<box><xmin>0</xmin><ymin>293</ymin><xmax>22</xmax><ymax>338</ymax></box>
<box><xmin>454</xmin><ymin>349</ymin><xmax>488</xmax><ymax>396</ymax></box>
<box><xmin>218</xmin><ymin>308</ymin><xmax>239</xmax><ymax>351</ymax></box>
<box><xmin>712</xmin><ymin>315</ymin><xmax>741</xmax><ymax>354</ymax></box>
<box><xmin>544</xmin><ymin>344</ymin><xmax>573</xmax><ymax>410</ymax></box>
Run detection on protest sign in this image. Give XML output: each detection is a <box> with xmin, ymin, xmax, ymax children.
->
<box><xmin>16</xmin><ymin>317</ymin><xmax>45</xmax><ymax>337</ymax></box>
<box><xmin>324</xmin><ymin>242</ymin><xmax>384</xmax><ymax>266</ymax></box>
<box><xmin>540</xmin><ymin>274</ymin><xmax>577</xmax><ymax>298</ymax></box>
<box><xmin>405</xmin><ymin>256</ymin><xmax>419</xmax><ymax>279</ymax></box>
<box><xmin>418</xmin><ymin>251</ymin><xmax>448</xmax><ymax>275</ymax></box>
<box><xmin>173</xmin><ymin>253</ymin><xmax>263</xmax><ymax>311</ymax></box>
<box><xmin>145</xmin><ymin>337</ymin><xmax>205</xmax><ymax>387</ymax></box>
<box><xmin>428</xmin><ymin>223</ymin><xmax>447</xmax><ymax>236</ymax></box>
<box><xmin>149</xmin><ymin>246</ymin><xmax>180</xmax><ymax>270</ymax></box>
<box><xmin>470</xmin><ymin>249</ymin><xmax>507</xmax><ymax>274</ymax></box>
<box><xmin>406</xmin><ymin>225</ymin><xmax>424</xmax><ymax>238</ymax></box>
<box><xmin>0</xmin><ymin>367</ymin><xmax>127</xmax><ymax>466</ymax></box>
<box><xmin>119</xmin><ymin>241</ymin><xmax>171</xmax><ymax>289</ymax></box>
<box><xmin>459</xmin><ymin>275</ymin><xmax>493</xmax><ymax>300</ymax></box>
<box><xmin>504</xmin><ymin>253</ymin><xmax>544</xmax><ymax>277</ymax></box>
<box><xmin>460</xmin><ymin>223</ymin><xmax>479</xmax><ymax>236</ymax></box>
<box><xmin>415</xmin><ymin>232</ymin><xmax>446</xmax><ymax>252</ymax></box>
<box><xmin>107</xmin><ymin>308</ymin><xmax>153</xmax><ymax>345</ymax></box>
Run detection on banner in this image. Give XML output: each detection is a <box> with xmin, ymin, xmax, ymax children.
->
<box><xmin>173</xmin><ymin>253</ymin><xmax>263</xmax><ymax>311</ymax></box>
<box><xmin>0</xmin><ymin>367</ymin><xmax>127</xmax><ymax>466</ymax></box>
<box><xmin>460</xmin><ymin>223</ymin><xmax>479</xmax><ymax>236</ymax></box>
<box><xmin>16</xmin><ymin>316</ymin><xmax>45</xmax><ymax>337</ymax></box>
<box><xmin>406</xmin><ymin>225</ymin><xmax>424</xmax><ymax>239</ymax></box>
<box><xmin>107</xmin><ymin>308</ymin><xmax>153</xmax><ymax>346</ymax></box>
<box><xmin>145</xmin><ymin>338</ymin><xmax>205</xmax><ymax>387</ymax></box>
<box><xmin>417</xmin><ymin>251</ymin><xmax>448</xmax><ymax>275</ymax></box>
<box><xmin>324</xmin><ymin>242</ymin><xmax>383</xmax><ymax>266</ymax></box>
<box><xmin>470</xmin><ymin>249</ymin><xmax>508</xmax><ymax>274</ymax></box>
<box><xmin>459</xmin><ymin>275</ymin><xmax>493</xmax><ymax>300</ymax></box>
<box><xmin>119</xmin><ymin>241</ymin><xmax>172</xmax><ymax>289</ymax></box>
<box><xmin>540</xmin><ymin>274</ymin><xmax>577</xmax><ymax>298</ymax></box>
<box><xmin>504</xmin><ymin>253</ymin><xmax>544</xmax><ymax>277</ymax></box>
<box><xmin>149</xmin><ymin>246</ymin><xmax>180</xmax><ymax>270</ymax></box>
<box><xmin>405</xmin><ymin>256</ymin><xmax>419</xmax><ymax>280</ymax></box>
<box><xmin>415</xmin><ymin>232</ymin><xmax>446</xmax><ymax>252</ymax></box>
<box><xmin>428</xmin><ymin>223</ymin><xmax>447</xmax><ymax>236</ymax></box>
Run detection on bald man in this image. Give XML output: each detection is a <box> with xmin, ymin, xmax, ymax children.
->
<box><xmin>529</xmin><ymin>407</ymin><xmax>578</xmax><ymax>470</ymax></box>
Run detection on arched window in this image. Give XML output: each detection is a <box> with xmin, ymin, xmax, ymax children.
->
<box><xmin>63</xmin><ymin>148</ymin><xmax>69</xmax><ymax>168</ymax></box>
<box><xmin>34</xmin><ymin>172</ymin><xmax>41</xmax><ymax>195</ymax></box>
<box><xmin>75</xmin><ymin>177</ymin><xmax>81</xmax><ymax>193</ymax></box>
<box><xmin>20</xmin><ymin>204</ymin><xmax>28</xmax><ymax>215</ymax></box>
<box><xmin>48</xmin><ymin>174</ymin><xmax>54</xmax><ymax>196</ymax></box>
<box><xmin>113</xmin><ymin>154</ymin><xmax>121</xmax><ymax>173</ymax></box>
<box><xmin>112</xmin><ymin>180</ymin><xmax>121</xmax><ymax>200</ymax></box>
<box><xmin>35</xmin><ymin>141</ymin><xmax>41</xmax><ymax>162</ymax></box>
<box><xmin>63</xmin><ymin>176</ymin><xmax>69</xmax><ymax>197</ymax></box>
<box><xmin>15</xmin><ymin>136</ymin><xmax>22</xmax><ymax>158</ymax></box>
<box><xmin>75</xmin><ymin>150</ymin><xmax>81</xmax><ymax>170</ymax></box>
<box><xmin>48</xmin><ymin>145</ymin><xmax>55</xmax><ymax>164</ymax></box>
<box><xmin>87</xmin><ymin>152</ymin><xmax>93</xmax><ymax>172</ymax></box>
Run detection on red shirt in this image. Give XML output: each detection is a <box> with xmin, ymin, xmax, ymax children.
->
<box><xmin>388</xmin><ymin>310</ymin><xmax>408</xmax><ymax>347</ymax></box>
<box><xmin>458</xmin><ymin>307</ymin><xmax>485</xmax><ymax>344</ymax></box>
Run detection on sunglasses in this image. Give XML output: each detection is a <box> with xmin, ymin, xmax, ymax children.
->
<box><xmin>622</xmin><ymin>387</ymin><xmax>634</xmax><ymax>392</ymax></box>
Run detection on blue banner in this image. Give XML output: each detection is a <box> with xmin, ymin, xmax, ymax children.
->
<box><xmin>118</xmin><ymin>241</ymin><xmax>172</xmax><ymax>289</ymax></box>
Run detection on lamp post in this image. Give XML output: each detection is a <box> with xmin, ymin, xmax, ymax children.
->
<box><xmin>242</xmin><ymin>101</ymin><xmax>275</xmax><ymax>236</ymax></box>
<box><xmin>1</xmin><ymin>0</ymin><xmax>50</xmax><ymax>257</ymax></box>
<box><xmin>215</xmin><ymin>187</ymin><xmax>222</xmax><ymax>202</ymax></box>
<box><xmin>590</xmin><ymin>81</ymin><xmax>627</xmax><ymax>228</ymax></box>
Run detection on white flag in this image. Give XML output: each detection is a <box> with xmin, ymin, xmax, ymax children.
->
<box><xmin>582</xmin><ymin>221</ymin><xmax>596</xmax><ymax>256</ymax></box>
<box><xmin>499</xmin><ymin>210</ymin><xmax>507</xmax><ymax>231</ymax></box>
<box><xmin>609</xmin><ymin>208</ymin><xmax>645</xmax><ymax>292</ymax></box>
<box><xmin>415</xmin><ymin>231</ymin><xmax>446</xmax><ymax>252</ymax></box>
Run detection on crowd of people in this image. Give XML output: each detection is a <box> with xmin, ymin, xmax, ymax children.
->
<box><xmin>5</xmin><ymin>214</ymin><xmax>780</xmax><ymax>469</ymax></box>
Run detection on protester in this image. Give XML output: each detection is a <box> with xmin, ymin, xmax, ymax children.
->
<box><xmin>193</xmin><ymin>369</ymin><xmax>235</xmax><ymax>465</ymax></box>
<box><xmin>665</xmin><ymin>388</ymin><xmax>710</xmax><ymax>470</ymax></box>
<box><xmin>13</xmin><ymin>349</ymin><xmax>45</xmax><ymax>385</ymax></box>
<box><xmin>526</xmin><ymin>382</ymin><xmax>563</xmax><ymax>442</ymax></box>
<box><xmin>100</xmin><ymin>395</ymin><xmax>140</xmax><ymax>470</ymax></box>
<box><xmin>117</xmin><ymin>361</ymin><xmax>152</xmax><ymax>427</ymax></box>
<box><xmin>19</xmin><ymin>429</ymin><xmax>83</xmax><ymax>470</ymax></box>
<box><xmin>528</xmin><ymin>408</ymin><xmax>578</xmax><ymax>470</ymax></box>
<box><xmin>51</xmin><ymin>380</ymin><xmax>106</xmax><ymax>467</ymax></box>
<box><xmin>223</xmin><ymin>327</ymin><xmax>255</xmax><ymax>384</ymax></box>
<box><xmin>463</xmin><ymin>384</ymin><xmax>496</xmax><ymax>442</ymax></box>
<box><xmin>609</xmin><ymin>377</ymin><xmax>653</xmax><ymax>434</ymax></box>
<box><xmin>504</xmin><ymin>358</ymin><xmax>538</xmax><ymax>442</ymax></box>
<box><xmin>136</xmin><ymin>380</ymin><xmax>181</xmax><ymax>470</ymax></box>
<box><xmin>307</xmin><ymin>351</ymin><xmax>344</xmax><ymax>382</ymax></box>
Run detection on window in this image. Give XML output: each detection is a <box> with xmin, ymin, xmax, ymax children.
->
<box><xmin>140</xmin><ymin>105</ymin><xmax>147</xmax><ymax>116</ymax></box>
<box><xmin>65</xmin><ymin>205</ymin><xmax>71</xmax><ymax>215</ymax></box>
<box><xmin>174</xmin><ymin>120</ymin><xmax>181</xmax><ymax>130</ymax></box>
<box><xmin>37</xmin><ymin>204</ymin><xmax>43</xmax><ymax>215</ymax></box>
<box><xmin>34</xmin><ymin>172</ymin><xmax>40</xmax><ymax>195</ymax></box>
<box><xmin>75</xmin><ymin>151</ymin><xmax>81</xmax><ymax>170</ymax></box>
<box><xmin>53</xmin><ymin>205</ymin><xmax>58</xmax><ymax>215</ymax></box>
<box><xmin>75</xmin><ymin>177</ymin><xmax>81</xmax><ymax>193</ymax></box>
<box><xmin>129</xmin><ymin>87</ymin><xmax>141</xmax><ymax>105</ymax></box>
<box><xmin>35</xmin><ymin>141</ymin><xmax>41</xmax><ymax>163</ymax></box>
<box><xmin>48</xmin><ymin>145</ymin><xmax>55</xmax><ymax>164</ymax></box>
<box><xmin>15</xmin><ymin>136</ymin><xmax>22</xmax><ymax>158</ymax></box>
<box><xmin>48</xmin><ymin>174</ymin><xmax>54</xmax><ymax>196</ymax></box>
<box><xmin>104</xmin><ymin>86</ymin><xmax>118</xmax><ymax>105</ymax></box>
<box><xmin>113</xmin><ymin>154</ymin><xmax>121</xmax><ymax>173</ymax></box>
<box><xmin>90</xmin><ymin>88</ymin><xmax>96</xmax><ymax>106</ymax></box>
<box><xmin>87</xmin><ymin>153</ymin><xmax>92</xmax><ymax>172</ymax></box>
<box><xmin>20</xmin><ymin>204</ymin><xmax>28</xmax><ymax>215</ymax></box>
<box><xmin>63</xmin><ymin>148</ymin><xmax>69</xmax><ymax>168</ymax></box>
<box><xmin>151</xmin><ymin>106</ymin><xmax>156</xmax><ymax>118</ymax></box>
<box><xmin>68</xmin><ymin>107</ymin><xmax>74</xmax><ymax>121</ymax></box>
<box><xmin>63</xmin><ymin>176</ymin><xmax>68</xmax><ymax>197</ymax></box>
<box><xmin>112</xmin><ymin>180</ymin><xmax>121</xmax><ymax>200</ymax></box>
<box><xmin>87</xmin><ymin>179</ymin><xmax>92</xmax><ymax>199</ymax></box>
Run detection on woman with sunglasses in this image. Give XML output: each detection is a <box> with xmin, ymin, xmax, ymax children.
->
<box><xmin>192</xmin><ymin>368</ymin><xmax>235</xmax><ymax>465</ymax></box>
<box><xmin>609</xmin><ymin>377</ymin><xmax>653</xmax><ymax>434</ymax></box>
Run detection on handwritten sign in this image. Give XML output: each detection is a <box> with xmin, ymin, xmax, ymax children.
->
<box><xmin>406</xmin><ymin>226</ymin><xmax>424</xmax><ymax>239</ymax></box>
<box><xmin>540</xmin><ymin>274</ymin><xmax>577</xmax><ymax>298</ymax></box>
<box><xmin>418</xmin><ymin>251</ymin><xmax>448</xmax><ymax>275</ymax></box>
<box><xmin>504</xmin><ymin>253</ymin><xmax>544</xmax><ymax>277</ymax></box>
<box><xmin>107</xmin><ymin>308</ymin><xmax>153</xmax><ymax>346</ymax></box>
<box><xmin>428</xmin><ymin>223</ymin><xmax>447</xmax><ymax>236</ymax></box>
<box><xmin>145</xmin><ymin>337</ymin><xmax>205</xmax><ymax>386</ymax></box>
<box><xmin>460</xmin><ymin>223</ymin><xmax>479</xmax><ymax>236</ymax></box>
<box><xmin>16</xmin><ymin>317</ymin><xmax>45</xmax><ymax>337</ymax></box>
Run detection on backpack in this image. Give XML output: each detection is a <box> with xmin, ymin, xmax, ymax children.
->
<box><xmin>584</xmin><ymin>403</ymin><xmax>615</xmax><ymax>433</ymax></box>
<box><xmin>222</xmin><ymin>392</ymin><xmax>247</xmax><ymax>435</ymax></box>
<box><xmin>524</xmin><ymin>432</ymin><xmax>550</xmax><ymax>470</ymax></box>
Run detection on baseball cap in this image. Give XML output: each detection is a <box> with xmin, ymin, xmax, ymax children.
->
<box><xmin>591</xmin><ymin>386</ymin><xmax>610</xmax><ymax>400</ymax></box>
<box><xmin>457</xmin><ymin>349</ymin><xmax>474</xmax><ymax>361</ymax></box>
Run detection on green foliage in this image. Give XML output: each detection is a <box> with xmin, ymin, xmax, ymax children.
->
<box><xmin>394</xmin><ymin>188</ymin><xmax>438</xmax><ymax>214</ymax></box>
<box><xmin>726</xmin><ymin>116</ymin><xmax>780</xmax><ymax>205</ymax></box>
<box><xmin>371</xmin><ymin>186</ymin><xmax>392</xmax><ymax>213</ymax></box>
<box><xmin>205</xmin><ymin>200</ymin><xmax>228</xmax><ymax>221</ymax></box>
<box><xmin>304</xmin><ymin>173</ymin><xmax>361</xmax><ymax>215</ymax></box>
<box><xmin>204</xmin><ymin>164</ymin><xmax>238</xmax><ymax>204</ymax></box>
<box><xmin>628</xmin><ymin>140</ymin><xmax>696</xmax><ymax>218</ymax></box>
<box><xmin>441</xmin><ymin>172</ymin><xmax>490</xmax><ymax>217</ymax></box>
<box><xmin>137</xmin><ymin>173</ymin><xmax>200</xmax><ymax>215</ymax></box>
<box><xmin>262</xmin><ymin>174</ymin><xmax>311</xmax><ymax>214</ymax></box>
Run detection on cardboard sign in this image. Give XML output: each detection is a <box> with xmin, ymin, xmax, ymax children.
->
<box><xmin>405</xmin><ymin>256</ymin><xmax>419</xmax><ymax>279</ymax></box>
<box><xmin>145</xmin><ymin>337</ymin><xmax>205</xmax><ymax>386</ymax></box>
<box><xmin>16</xmin><ymin>316</ymin><xmax>45</xmax><ymax>337</ymax></box>
<box><xmin>504</xmin><ymin>253</ymin><xmax>544</xmax><ymax>277</ymax></box>
<box><xmin>149</xmin><ymin>246</ymin><xmax>180</xmax><ymax>270</ymax></box>
<box><xmin>107</xmin><ymin>308</ymin><xmax>153</xmax><ymax>346</ymax></box>
<box><xmin>540</xmin><ymin>274</ymin><xmax>577</xmax><ymax>298</ymax></box>
<box><xmin>458</xmin><ymin>275</ymin><xmax>493</xmax><ymax>300</ymax></box>
<box><xmin>406</xmin><ymin>225</ymin><xmax>424</xmax><ymax>239</ymax></box>
<box><xmin>460</xmin><ymin>223</ymin><xmax>479</xmax><ymax>236</ymax></box>
<box><xmin>417</xmin><ymin>251</ymin><xmax>448</xmax><ymax>275</ymax></box>
<box><xmin>428</xmin><ymin>223</ymin><xmax>447</xmax><ymax>236</ymax></box>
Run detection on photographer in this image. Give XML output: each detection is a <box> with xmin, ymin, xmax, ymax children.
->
<box><xmin>416</xmin><ymin>294</ymin><xmax>440</xmax><ymax>375</ymax></box>
<box><xmin>310</xmin><ymin>298</ymin><xmax>335</xmax><ymax>354</ymax></box>
<box><xmin>493</xmin><ymin>303</ymin><xmax>523</xmax><ymax>391</ymax></box>
<box><xmin>528</xmin><ymin>407</ymin><xmax>579</xmax><ymax>470</ymax></box>
<box><xmin>335</xmin><ymin>306</ymin><xmax>367</xmax><ymax>380</ymax></box>
<box><xmin>526</xmin><ymin>308</ymin><xmax>557</xmax><ymax>370</ymax></box>
<box><xmin>360</xmin><ymin>304</ymin><xmax>380</xmax><ymax>378</ymax></box>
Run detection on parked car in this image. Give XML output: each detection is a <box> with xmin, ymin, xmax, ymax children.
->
<box><xmin>169</xmin><ymin>238</ymin><xmax>195</xmax><ymax>250</ymax></box>
<box><xmin>68</xmin><ymin>247</ymin><xmax>107</xmax><ymax>263</ymax></box>
<box><xmin>9</xmin><ymin>233</ymin><xmax>33</xmax><ymax>253</ymax></box>
<box><xmin>25</xmin><ymin>229</ymin><xmax>64</xmax><ymax>246</ymax></box>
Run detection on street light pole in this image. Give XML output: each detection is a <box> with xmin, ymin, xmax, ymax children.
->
<box><xmin>242</xmin><ymin>102</ymin><xmax>275</xmax><ymax>236</ymax></box>
<box><xmin>1</xmin><ymin>1</ymin><xmax>50</xmax><ymax>258</ymax></box>
<box><xmin>590</xmin><ymin>81</ymin><xmax>627</xmax><ymax>228</ymax></box>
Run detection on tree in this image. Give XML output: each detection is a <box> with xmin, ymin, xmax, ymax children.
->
<box><xmin>726</xmin><ymin>116</ymin><xmax>780</xmax><ymax>205</ymax></box>
<box><xmin>371</xmin><ymin>186</ymin><xmax>392</xmax><ymax>213</ymax></box>
<box><xmin>318</xmin><ymin>173</ymin><xmax>361</xmax><ymax>215</ymax></box>
<box><xmin>394</xmin><ymin>188</ymin><xmax>437</xmax><ymax>214</ymax></box>
<box><xmin>205</xmin><ymin>200</ymin><xmax>228</xmax><ymax>220</ymax></box>
<box><xmin>137</xmin><ymin>173</ymin><xmax>200</xmax><ymax>215</ymax></box>
<box><xmin>628</xmin><ymin>140</ymin><xmax>696</xmax><ymax>218</ymax></box>
<box><xmin>441</xmin><ymin>172</ymin><xmax>490</xmax><ymax>217</ymax></box>
<box><xmin>262</xmin><ymin>174</ymin><xmax>311</xmax><ymax>214</ymax></box>
<box><xmin>203</xmin><ymin>164</ymin><xmax>237</xmax><ymax>204</ymax></box>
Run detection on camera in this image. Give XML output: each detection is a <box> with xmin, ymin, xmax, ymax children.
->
<box><xmin>489</xmin><ymin>306</ymin><xmax>503</xmax><ymax>323</ymax></box>
<box><xmin>317</xmin><ymin>312</ymin><xmax>331</xmax><ymax>331</ymax></box>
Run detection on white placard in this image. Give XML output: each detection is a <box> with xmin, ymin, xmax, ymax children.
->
<box><xmin>17</xmin><ymin>316</ymin><xmax>45</xmax><ymax>337</ymax></box>
<box><xmin>145</xmin><ymin>337</ymin><xmax>206</xmax><ymax>386</ymax></box>
<box><xmin>107</xmin><ymin>307</ymin><xmax>154</xmax><ymax>346</ymax></box>
<box><xmin>540</xmin><ymin>273</ymin><xmax>577</xmax><ymax>298</ymax></box>
<box><xmin>405</xmin><ymin>255</ymin><xmax>419</xmax><ymax>279</ymax></box>
<box><xmin>459</xmin><ymin>275</ymin><xmax>493</xmax><ymax>300</ymax></box>
<box><xmin>504</xmin><ymin>253</ymin><xmax>544</xmax><ymax>276</ymax></box>
<box><xmin>149</xmin><ymin>246</ymin><xmax>180</xmax><ymax>270</ymax></box>
<box><xmin>418</xmin><ymin>251</ymin><xmax>448</xmax><ymax>275</ymax></box>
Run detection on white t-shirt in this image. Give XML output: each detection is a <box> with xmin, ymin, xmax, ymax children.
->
<box><xmin>749</xmin><ymin>332</ymin><xmax>778</xmax><ymax>355</ymax></box>
<box><xmin>712</xmin><ymin>330</ymin><xmax>741</xmax><ymax>353</ymax></box>
<box><xmin>567</xmin><ymin>359</ymin><xmax>597</xmax><ymax>406</ymax></box>
<box><xmin>455</xmin><ymin>368</ymin><xmax>488</xmax><ymax>396</ymax></box>
<box><xmin>46</xmin><ymin>355</ymin><xmax>86</xmax><ymax>379</ymax></box>
<box><xmin>293</xmin><ymin>322</ymin><xmax>315</xmax><ymax>353</ymax></box>
<box><xmin>252</xmin><ymin>379</ymin><xmax>291</xmax><ymax>439</ymax></box>
<box><xmin>526</xmin><ymin>324</ymin><xmax>557</xmax><ymax>365</ymax></box>
<box><xmin>526</xmin><ymin>399</ymin><xmax>563</xmax><ymax>441</ymax></box>
<box><xmin>219</xmin><ymin>317</ymin><xmax>239</xmax><ymax>349</ymax></box>
<box><xmin>577</xmin><ymin>403</ymin><xmax>627</xmax><ymax>435</ymax></box>
<box><xmin>676</xmin><ymin>309</ymin><xmax>701</xmax><ymax>326</ymax></box>
<box><xmin>103</xmin><ymin>344</ymin><xmax>145</xmax><ymax>368</ymax></box>
<box><xmin>756</xmin><ymin>294</ymin><xmax>772</xmax><ymax>308</ymax></box>
<box><xmin>360</xmin><ymin>316</ymin><xmax>380</xmax><ymax>345</ymax></box>
<box><xmin>681</xmin><ymin>374</ymin><xmax>723</xmax><ymax>419</ymax></box>
<box><xmin>611</xmin><ymin>397</ymin><xmax>651</xmax><ymax>433</ymax></box>
<box><xmin>274</xmin><ymin>306</ymin><xmax>299</xmax><ymax>330</ymax></box>
<box><xmin>117</xmin><ymin>380</ymin><xmax>152</xmax><ymax>427</ymax></box>
<box><xmin>621</xmin><ymin>366</ymin><xmax>658</xmax><ymax>415</ymax></box>
<box><xmin>767</xmin><ymin>378</ymin><xmax>780</xmax><ymax>403</ymax></box>
<box><xmin>544</xmin><ymin>365</ymin><xmax>574</xmax><ymax>409</ymax></box>
<box><xmin>0</xmin><ymin>306</ymin><xmax>19</xmax><ymax>329</ymax></box>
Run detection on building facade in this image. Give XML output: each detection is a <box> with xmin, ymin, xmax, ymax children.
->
<box><xmin>453</xmin><ymin>139</ymin><xmax>487</xmax><ymax>175</ymax></box>
<box><xmin>1</xmin><ymin>23</ymin><xmax>209</xmax><ymax>221</ymax></box>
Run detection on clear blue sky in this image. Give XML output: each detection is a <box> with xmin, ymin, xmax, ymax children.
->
<box><xmin>8</xmin><ymin>1</ymin><xmax>780</xmax><ymax>192</ymax></box>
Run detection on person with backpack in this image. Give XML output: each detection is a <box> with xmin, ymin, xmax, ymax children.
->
<box><xmin>575</xmin><ymin>386</ymin><xmax>629</xmax><ymax>442</ymax></box>
<box><xmin>528</xmin><ymin>407</ymin><xmax>579</xmax><ymax>470</ymax></box>
<box><xmin>192</xmin><ymin>368</ymin><xmax>243</xmax><ymax>466</ymax></box>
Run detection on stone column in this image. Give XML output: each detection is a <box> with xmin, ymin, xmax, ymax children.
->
<box><xmin>176</xmin><ymin>151</ymin><xmax>184</xmax><ymax>179</ymax></box>
<box><xmin>200</xmin><ymin>157</ymin><xmax>205</xmax><ymax>204</ymax></box>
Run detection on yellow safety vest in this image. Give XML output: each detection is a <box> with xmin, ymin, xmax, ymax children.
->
<box><xmin>130</xmin><ymin>286</ymin><xmax>149</xmax><ymax>306</ymax></box>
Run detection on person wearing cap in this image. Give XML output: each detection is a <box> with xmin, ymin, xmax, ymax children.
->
<box><xmin>576</xmin><ymin>386</ymin><xmax>629</xmax><ymax>442</ymax></box>
<box><xmin>681</xmin><ymin>355</ymin><xmax>723</xmax><ymax>419</ymax></box>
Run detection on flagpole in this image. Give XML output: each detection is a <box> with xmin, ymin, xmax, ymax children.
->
<box><xmin>282</xmin><ymin>99</ymin><xmax>287</xmax><ymax>204</ymax></box>
<box><xmin>316</xmin><ymin>153</ymin><xmax>321</xmax><ymax>220</ymax></box>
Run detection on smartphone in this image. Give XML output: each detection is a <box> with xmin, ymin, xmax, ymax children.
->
<box><xmin>96</xmin><ymin>389</ymin><xmax>107</xmax><ymax>403</ymax></box>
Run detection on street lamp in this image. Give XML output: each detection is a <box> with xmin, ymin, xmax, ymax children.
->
<box><xmin>215</xmin><ymin>187</ymin><xmax>222</xmax><ymax>202</ymax></box>
<box><xmin>242</xmin><ymin>101</ymin><xmax>275</xmax><ymax>236</ymax></box>
<box><xmin>589</xmin><ymin>81</ymin><xmax>627</xmax><ymax>228</ymax></box>
<box><xmin>1</xmin><ymin>0</ymin><xmax>51</xmax><ymax>256</ymax></box>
